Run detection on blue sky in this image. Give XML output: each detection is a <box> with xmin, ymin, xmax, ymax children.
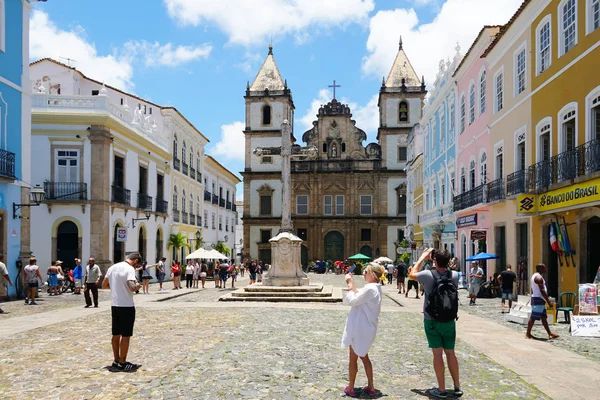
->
<box><xmin>29</xmin><ymin>0</ymin><xmax>523</xmax><ymax>194</ymax></box>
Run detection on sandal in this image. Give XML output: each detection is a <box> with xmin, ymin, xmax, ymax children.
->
<box><xmin>344</xmin><ymin>386</ymin><xmax>356</xmax><ymax>397</ymax></box>
<box><xmin>362</xmin><ymin>386</ymin><xmax>376</xmax><ymax>395</ymax></box>
<box><xmin>549</xmin><ymin>333</ymin><xmax>560</xmax><ymax>339</ymax></box>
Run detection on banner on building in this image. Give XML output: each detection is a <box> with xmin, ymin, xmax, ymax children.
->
<box><xmin>116</xmin><ymin>227</ymin><xmax>127</xmax><ymax>242</ymax></box>
<box><xmin>470</xmin><ymin>230</ymin><xmax>486</xmax><ymax>240</ymax></box>
<box><xmin>517</xmin><ymin>177</ymin><xmax>600</xmax><ymax>215</ymax></box>
<box><xmin>456</xmin><ymin>213</ymin><xmax>478</xmax><ymax>228</ymax></box>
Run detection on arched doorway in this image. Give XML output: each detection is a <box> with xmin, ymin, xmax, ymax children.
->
<box><xmin>586</xmin><ymin>217</ymin><xmax>600</xmax><ymax>283</ymax></box>
<box><xmin>113</xmin><ymin>224</ymin><xmax>125</xmax><ymax>263</ymax></box>
<box><xmin>301</xmin><ymin>245</ymin><xmax>308</xmax><ymax>269</ymax></box>
<box><xmin>324</xmin><ymin>231</ymin><xmax>344</xmax><ymax>261</ymax></box>
<box><xmin>155</xmin><ymin>228</ymin><xmax>163</xmax><ymax>262</ymax></box>
<box><xmin>138</xmin><ymin>226</ymin><xmax>146</xmax><ymax>262</ymax></box>
<box><xmin>360</xmin><ymin>245</ymin><xmax>372</xmax><ymax>259</ymax></box>
<box><xmin>57</xmin><ymin>221</ymin><xmax>78</xmax><ymax>270</ymax></box>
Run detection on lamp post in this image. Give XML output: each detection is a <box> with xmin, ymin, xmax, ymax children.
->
<box><xmin>132</xmin><ymin>207</ymin><xmax>152</xmax><ymax>228</ymax></box>
<box><xmin>13</xmin><ymin>185</ymin><xmax>46</xmax><ymax>219</ymax></box>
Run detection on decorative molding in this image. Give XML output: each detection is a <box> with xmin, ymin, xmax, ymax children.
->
<box><xmin>257</xmin><ymin>183</ymin><xmax>275</xmax><ymax>194</ymax></box>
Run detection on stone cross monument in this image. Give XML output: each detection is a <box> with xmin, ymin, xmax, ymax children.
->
<box><xmin>253</xmin><ymin>120</ymin><xmax>317</xmax><ymax>286</ymax></box>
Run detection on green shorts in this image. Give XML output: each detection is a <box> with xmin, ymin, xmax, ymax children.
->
<box><xmin>424</xmin><ymin>319</ymin><xmax>456</xmax><ymax>350</ymax></box>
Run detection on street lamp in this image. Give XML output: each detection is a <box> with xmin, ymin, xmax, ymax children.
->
<box><xmin>132</xmin><ymin>207</ymin><xmax>152</xmax><ymax>228</ymax></box>
<box><xmin>13</xmin><ymin>185</ymin><xmax>46</xmax><ymax>219</ymax></box>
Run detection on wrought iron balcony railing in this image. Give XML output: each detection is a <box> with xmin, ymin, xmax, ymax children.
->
<box><xmin>212</xmin><ymin>194</ymin><xmax>218</xmax><ymax>205</ymax></box>
<box><xmin>204</xmin><ymin>190</ymin><xmax>211</xmax><ymax>201</ymax></box>
<box><xmin>182</xmin><ymin>211</ymin><xmax>189</xmax><ymax>224</ymax></box>
<box><xmin>190</xmin><ymin>167</ymin><xmax>196</xmax><ymax>179</ymax></box>
<box><xmin>226</xmin><ymin>201</ymin><xmax>232</xmax><ymax>210</ymax></box>
<box><xmin>156</xmin><ymin>198</ymin><xmax>168</xmax><ymax>214</ymax></box>
<box><xmin>189</xmin><ymin>213</ymin><xmax>195</xmax><ymax>226</ymax></box>
<box><xmin>44</xmin><ymin>182</ymin><xmax>87</xmax><ymax>201</ymax></box>
<box><xmin>0</xmin><ymin>149</ymin><xmax>16</xmax><ymax>179</ymax></box>
<box><xmin>197</xmin><ymin>216</ymin><xmax>202</xmax><ymax>227</ymax></box>
<box><xmin>487</xmin><ymin>178</ymin><xmax>505</xmax><ymax>203</ymax></box>
<box><xmin>196</xmin><ymin>171</ymin><xmax>202</xmax><ymax>183</ymax></box>
<box><xmin>182</xmin><ymin>162</ymin><xmax>189</xmax><ymax>175</ymax></box>
<box><xmin>112</xmin><ymin>185</ymin><xmax>131</xmax><ymax>206</ymax></box>
<box><xmin>173</xmin><ymin>157</ymin><xmax>180</xmax><ymax>171</ymax></box>
<box><xmin>137</xmin><ymin>193</ymin><xmax>153</xmax><ymax>210</ymax></box>
<box><xmin>173</xmin><ymin>208</ymin><xmax>180</xmax><ymax>222</ymax></box>
<box><xmin>232</xmin><ymin>203</ymin><xmax>237</xmax><ymax>212</ymax></box>
<box><xmin>506</xmin><ymin>169</ymin><xmax>526</xmax><ymax>196</ymax></box>
<box><xmin>219</xmin><ymin>197</ymin><xmax>226</xmax><ymax>208</ymax></box>
<box><xmin>453</xmin><ymin>184</ymin><xmax>485</xmax><ymax>212</ymax></box>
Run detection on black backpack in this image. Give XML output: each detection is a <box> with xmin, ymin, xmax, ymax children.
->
<box><xmin>425</xmin><ymin>270</ymin><xmax>459</xmax><ymax>322</ymax></box>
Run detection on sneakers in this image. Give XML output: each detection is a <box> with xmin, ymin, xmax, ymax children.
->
<box><xmin>454</xmin><ymin>387</ymin><xmax>464</xmax><ymax>397</ymax></box>
<box><xmin>24</xmin><ymin>298</ymin><xmax>29</xmax><ymax>305</ymax></box>
<box><xmin>429</xmin><ymin>388</ymin><xmax>448</xmax><ymax>398</ymax></box>
<box><xmin>114</xmin><ymin>361</ymin><xmax>141</xmax><ymax>372</ymax></box>
<box><xmin>29</xmin><ymin>301</ymin><xmax>38</xmax><ymax>305</ymax></box>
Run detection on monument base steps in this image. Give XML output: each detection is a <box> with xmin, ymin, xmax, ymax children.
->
<box><xmin>219</xmin><ymin>284</ymin><xmax>343</xmax><ymax>303</ymax></box>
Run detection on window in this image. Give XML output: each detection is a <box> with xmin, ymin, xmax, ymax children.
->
<box><xmin>182</xmin><ymin>190</ymin><xmax>187</xmax><ymax>213</ymax></box>
<box><xmin>182</xmin><ymin>141</ymin><xmax>187</xmax><ymax>164</ymax></box>
<box><xmin>399</xmin><ymin>101</ymin><xmax>409</xmax><ymax>122</ymax></box>
<box><xmin>322</xmin><ymin>143</ymin><xmax>328</xmax><ymax>153</ymax></box>
<box><xmin>539</xmin><ymin>122</ymin><xmax>551</xmax><ymax>161</ymax></box>
<box><xmin>219</xmin><ymin>215</ymin><xmax>223</xmax><ymax>231</ymax></box>
<box><xmin>204</xmin><ymin>210</ymin><xmax>208</xmax><ymax>228</ymax></box>
<box><xmin>361</xmin><ymin>229</ymin><xmax>372</xmax><ymax>241</ymax></box>
<box><xmin>226</xmin><ymin>218</ymin><xmax>229</xmax><ymax>232</ymax></box>
<box><xmin>190</xmin><ymin>148</ymin><xmax>194</xmax><ymax>169</ymax></box>
<box><xmin>440</xmin><ymin>113</ymin><xmax>445</xmax><ymax>141</ymax></box>
<box><xmin>591</xmin><ymin>0</ymin><xmax>600</xmax><ymax>32</ymax></box>
<box><xmin>212</xmin><ymin>213</ymin><xmax>216</xmax><ymax>229</ymax></box>
<box><xmin>398</xmin><ymin>146</ymin><xmax>407</xmax><ymax>162</ymax></box>
<box><xmin>469</xmin><ymin>84</ymin><xmax>475</xmax><ymax>124</ymax></box>
<box><xmin>261</xmin><ymin>156</ymin><xmax>273</xmax><ymax>164</ymax></box>
<box><xmin>441</xmin><ymin>180</ymin><xmax>445</xmax><ymax>204</ymax></box>
<box><xmin>460</xmin><ymin>95</ymin><xmax>466</xmax><ymax>133</ymax></box>
<box><xmin>0</xmin><ymin>0</ymin><xmax>5</xmax><ymax>52</ymax></box>
<box><xmin>173</xmin><ymin>186</ymin><xmax>178</xmax><ymax>210</ymax></box>
<box><xmin>296</xmin><ymin>195</ymin><xmax>308</xmax><ymax>214</ymax></box>
<box><xmin>460</xmin><ymin>168</ymin><xmax>466</xmax><ymax>193</ymax></box>
<box><xmin>449</xmin><ymin>104</ymin><xmax>455</xmax><ymax>132</ymax></box>
<box><xmin>433</xmin><ymin>185</ymin><xmax>437</xmax><ymax>207</ymax></box>
<box><xmin>92</xmin><ymin>90</ymin><xmax>99</xmax><ymax>96</ymax></box>
<box><xmin>189</xmin><ymin>196</ymin><xmax>193</xmax><ymax>216</ymax></box>
<box><xmin>537</xmin><ymin>18</ymin><xmax>552</xmax><ymax>74</ymax></box>
<box><xmin>260</xmin><ymin>195</ymin><xmax>272</xmax><ymax>215</ymax></box>
<box><xmin>398</xmin><ymin>192</ymin><xmax>407</xmax><ymax>214</ymax></box>
<box><xmin>360</xmin><ymin>195</ymin><xmax>372</xmax><ymax>215</ymax></box>
<box><xmin>561</xmin><ymin>109</ymin><xmax>577</xmax><ymax>151</ymax></box>
<box><xmin>479</xmin><ymin>71</ymin><xmax>487</xmax><ymax>114</ymax></box>
<box><xmin>469</xmin><ymin>160</ymin><xmax>476</xmax><ymax>189</ymax></box>
<box><xmin>335</xmin><ymin>195</ymin><xmax>344</xmax><ymax>215</ymax></box>
<box><xmin>260</xmin><ymin>229</ymin><xmax>271</xmax><ymax>243</ymax></box>
<box><xmin>55</xmin><ymin>150</ymin><xmax>79</xmax><ymax>182</ymax></box>
<box><xmin>592</xmin><ymin>94</ymin><xmax>600</xmax><ymax>140</ymax></box>
<box><xmin>480</xmin><ymin>153</ymin><xmax>488</xmax><ymax>185</ymax></box>
<box><xmin>173</xmin><ymin>135</ymin><xmax>179</xmax><ymax>159</ymax></box>
<box><xmin>496</xmin><ymin>152</ymin><xmax>503</xmax><ymax>180</ymax></box>
<box><xmin>560</xmin><ymin>0</ymin><xmax>577</xmax><ymax>55</ymax></box>
<box><xmin>324</xmin><ymin>195</ymin><xmax>332</xmax><ymax>215</ymax></box>
<box><xmin>297</xmin><ymin>228</ymin><xmax>307</xmax><ymax>240</ymax></box>
<box><xmin>262</xmin><ymin>105</ymin><xmax>271</xmax><ymax>125</ymax></box>
<box><xmin>516</xmin><ymin>48</ymin><xmax>526</xmax><ymax>95</ymax></box>
<box><xmin>495</xmin><ymin>71</ymin><xmax>504</xmax><ymax>112</ymax></box>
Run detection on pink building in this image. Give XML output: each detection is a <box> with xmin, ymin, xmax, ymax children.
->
<box><xmin>452</xmin><ymin>26</ymin><xmax>502</xmax><ymax>276</ymax></box>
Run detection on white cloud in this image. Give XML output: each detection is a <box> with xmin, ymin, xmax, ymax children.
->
<box><xmin>123</xmin><ymin>41</ymin><xmax>213</xmax><ymax>67</ymax></box>
<box><xmin>235</xmin><ymin>51</ymin><xmax>263</xmax><ymax>73</ymax></box>
<box><xmin>163</xmin><ymin>0</ymin><xmax>375</xmax><ymax>46</ymax></box>
<box><xmin>298</xmin><ymin>89</ymin><xmax>331</xmax><ymax>133</ymax></box>
<box><xmin>362</xmin><ymin>0</ymin><xmax>523</xmax><ymax>87</ymax></box>
<box><xmin>211</xmin><ymin>121</ymin><xmax>246</xmax><ymax>161</ymax></box>
<box><xmin>30</xmin><ymin>10</ymin><xmax>135</xmax><ymax>90</ymax></box>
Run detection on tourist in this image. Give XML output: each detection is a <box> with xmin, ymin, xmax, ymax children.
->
<box><xmin>156</xmin><ymin>257</ymin><xmax>166</xmax><ymax>291</ymax></box>
<box><xmin>397</xmin><ymin>260</ymin><xmax>407</xmax><ymax>294</ymax></box>
<box><xmin>525</xmin><ymin>263</ymin><xmax>559</xmax><ymax>340</ymax></box>
<box><xmin>56</xmin><ymin>261</ymin><xmax>65</xmax><ymax>294</ymax></box>
<box><xmin>23</xmin><ymin>257</ymin><xmax>43</xmax><ymax>305</ymax></box>
<box><xmin>213</xmin><ymin>261</ymin><xmax>220</xmax><ymax>288</ymax></box>
<box><xmin>200</xmin><ymin>260</ymin><xmax>208</xmax><ymax>288</ymax></box>
<box><xmin>171</xmin><ymin>260</ymin><xmax>181</xmax><ymax>290</ymax></box>
<box><xmin>257</xmin><ymin>261</ymin><xmax>263</xmax><ymax>282</ymax></box>
<box><xmin>101</xmin><ymin>252</ymin><xmax>143</xmax><ymax>372</ymax></box>
<box><xmin>341</xmin><ymin>262</ymin><xmax>384</xmax><ymax>397</ymax></box>
<box><xmin>185</xmin><ymin>260</ymin><xmax>194</xmax><ymax>289</ymax></box>
<box><xmin>410</xmin><ymin>248</ymin><xmax>462</xmax><ymax>399</ymax></box>
<box><xmin>47</xmin><ymin>260</ymin><xmax>60</xmax><ymax>296</ymax></box>
<box><xmin>405</xmin><ymin>265</ymin><xmax>420</xmax><ymax>299</ymax></box>
<box><xmin>386</xmin><ymin>262</ymin><xmax>394</xmax><ymax>285</ymax></box>
<box><xmin>219</xmin><ymin>262</ymin><xmax>229</xmax><ymax>288</ymax></box>
<box><xmin>468</xmin><ymin>262</ymin><xmax>484</xmax><ymax>306</ymax></box>
<box><xmin>0</xmin><ymin>254</ymin><xmax>13</xmax><ymax>314</ymax></box>
<box><xmin>84</xmin><ymin>258</ymin><xmax>102</xmax><ymax>308</ymax></box>
<box><xmin>73</xmin><ymin>258</ymin><xmax>83</xmax><ymax>295</ymax></box>
<box><xmin>192</xmin><ymin>260</ymin><xmax>200</xmax><ymax>289</ymax></box>
<box><xmin>230</xmin><ymin>264</ymin><xmax>238</xmax><ymax>288</ymax></box>
<box><xmin>140</xmin><ymin>261</ymin><xmax>152</xmax><ymax>294</ymax></box>
<box><xmin>240</xmin><ymin>262</ymin><xmax>245</xmax><ymax>277</ymax></box>
<box><xmin>498</xmin><ymin>265</ymin><xmax>517</xmax><ymax>313</ymax></box>
<box><xmin>248</xmin><ymin>261</ymin><xmax>257</xmax><ymax>285</ymax></box>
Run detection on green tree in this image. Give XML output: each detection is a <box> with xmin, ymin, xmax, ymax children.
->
<box><xmin>214</xmin><ymin>241</ymin><xmax>231</xmax><ymax>257</ymax></box>
<box><xmin>168</xmin><ymin>232</ymin><xmax>189</xmax><ymax>261</ymax></box>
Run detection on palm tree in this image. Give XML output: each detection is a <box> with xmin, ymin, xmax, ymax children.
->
<box><xmin>214</xmin><ymin>241</ymin><xmax>231</xmax><ymax>257</ymax></box>
<box><xmin>168</xmin><ymin>232</ymin><xmax>189</xmax><ymax>261</ymax></box>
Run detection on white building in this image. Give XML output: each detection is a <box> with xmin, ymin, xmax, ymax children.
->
<box><xmin>234</xmin><ymin>200</ymin><xmax>243</xmax><ymax>264</ymax></box>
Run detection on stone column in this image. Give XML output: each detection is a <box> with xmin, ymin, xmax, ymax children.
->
<box><xmin>88</xmin><ymin>125</ymin><xmax>113</xmax><ymax>274</ymax></box>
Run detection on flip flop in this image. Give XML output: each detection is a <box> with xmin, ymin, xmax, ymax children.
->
<box><xmin>362</xmin><ymin>386</ymin><xmax>376</xmax><ymax>395</ymax></box>
<box><xmin>549</xmin><ymin>333</ymin><xmax>560</xmax><ymax>339</ymax></box>
<box><xmin>344</xmin><ymin>386</ymin><xmax>356</xmax><ymax>397</ymax></box>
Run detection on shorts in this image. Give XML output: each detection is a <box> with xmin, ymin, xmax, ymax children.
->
<box><xmin>424</xmin><ymin>319</ymin><xmax>456</xmax><ymax>350</ymax></box>
<box><xmin>173</xmin><ymin>272</ymin><xmax>181</xmax><ymax>277</ymax></box>
<box><xmin>48</xmin><ymin>274</ymin><xmax>58</xmax><ymax>287</ymax></box>
<box><xmin>250</xmin><ymin>273</ymin><xmax>256</xmax><ymax>281</ymax></box>
<box><xmin>74</xmin><ymin>279</ymin><xmax>82</xmax><ymax>287</ymax></box>
<box><xmin>0</xmin><ymin>283</ymin><xmax>7</xmax><ymax>297</ymax></box>
<box><xmin>501</xmin><ymin>290</ymin><xmax>513</xmax><ymax>301</ymax></box>
<box><xmin>408</xmin><ymin>280</ymin><xmax>419</xmax><ymax>290</ymax></box>
<box><xmin>469</xmin><ymin>284</ymin><xmax>481</xmax><ymax>296</ymax></box>
<box><xmin>397</xmin><ymin>275</ymin><xmax>405</xmax><ymax>283</ymax></box>
<box><xmin>219</xmin><ymin>274</ymin><xmax>228</xmax><ymax>282</ymax></box>
<box><xmin>112</xmin><ymin>306</ymin><xmax>136</xmax><ymax>337</ymax></box>
<box><xmin>157</xmin><ymin>273</ymin><xmax>165</xmax><ymax>282</ymax></box>
<box><xmin>27</xmin><ymin>282</ymin><xmax>39</xmax><ymax>288</ymax></box>
<box><xmin>200</xmin><ymin>272</ymin><xmax>207</xmax><ymax>278</ymax></box>
<box><xmin>530</xmin><ymin>297</ymin><xmax>547</xmax><ymax>321</ymax></box>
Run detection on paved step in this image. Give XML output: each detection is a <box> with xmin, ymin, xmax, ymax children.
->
<box><xmin>220</xmin><ymin>286</ymin><xmax>343</xmax><ymax>302</ymax></box>
<box><xmin>243</xmin><ymin>284</ymin><xmax>324</xmax><ymax>293</ymax></box>
<box><xmin>232</xmin><ymin>288</ymin><xmax>333</xmax><ymax>297</ymax></box>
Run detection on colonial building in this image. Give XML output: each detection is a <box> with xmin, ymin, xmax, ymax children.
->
<box><xmin>406</xmin><ymin>123</ymin><xmax>424</xmax><ymax>260</ymax></box>
<box><xmin>242</xmin><ymin>42</ymin><xmax>426</xmax><ymax>265</ymax></box>
<box><xmin>0</xmin><ymin>0</ymin><xmax>33</xmax><ymax>296</ymax></box>
<box><xmin>234</xmin><ymin>200</ymin><xmax>243</xmax><ymax>264</ymax></box>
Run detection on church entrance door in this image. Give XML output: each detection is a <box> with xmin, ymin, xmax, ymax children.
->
<box><xmin>324</xmin><ymin>231</ymin><xmax>344</xmax><ymax>262</ymax></box>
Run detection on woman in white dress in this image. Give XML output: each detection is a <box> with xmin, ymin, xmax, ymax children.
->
<box><xmin>341</xmin><ymin>262</ymin><xmax>384</xmax><ymax>397</ymax></box>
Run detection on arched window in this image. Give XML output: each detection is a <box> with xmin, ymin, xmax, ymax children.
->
<box><xmin>189</xmin><ymin>194</ymin><xmax>194</xmax><ymax>216</ymax></box>
<box><xmin>479</xmin><ymin>71</ymin><xmax>487</xmax><ymax>114</ymax></box>
<box><xmin>190</xmin><ymin>146</ymin><xmax>194</xmax><ymax>169</ymax></box>
<box><xmin>460</xmin><ymin>168</ymin><xmax>466</xmax><ymax>193</ymax></box>
<box><xmin>460</xmin><ymin>95</ymin><xmax>466</xmax><ymax>133</ymax></box>
<box><xmin>480</xmin><ymin>153</ymin><xmax>488</xmax><ymax>184</ymax></box>
<box><xmin>469</xmin><ymin>160</ymin><xmax>476</xmax><ymax>189</ymax></box>
<box><xmin>173</xmin><ymin>134</ymin><xmax>178</xmax><ymax>159</ymax></box>
<box><xmin>399</xmin><ymin>101</ymin><xmax>409</xmax><ymax>122</ymax></box>
<box><xmin>197</xmin><ymin>151</ymin><xmax>201</xmax><ymax>172</ymax></box>
<box><xmin>173</xmin><ymin>186</ymin><xmax>178</xmax><ymax>210</ymax></box>
<box><xmin>469</xmin><ymin>84</ymin><xmax>476</xmax><ymax>124</ymax></box>
<box><xmin>341</xmin><ymin>143</ymin><xmax>346</xmax><ymax>152</ymax></box>
<box><xmin>559</xmin><ymin>0</ymin><xmax>577</xmax><ymax>56</ymax></box>
<box><xmin>197</xmin><ymin>196</ymin><xmax>201</xmax><ymax>218</ymax></box>
<box><xmin>182</xmin><ymin>141</ymin><xmax>187</xmax><ymax>164</ymax></box>
<box><xmin>536</xmin><ymin>16</ymin><xmax>552</xmax><ymax>74</ymax></box>
<box><xmin>262</xmin><ymin>104</ymin><xmax>271</xmax><ymax>125</ymax></box>
<box><xmin>182</xmin><ymin>189</ymin><xmax>187</xmax><ymax>212</ymax></box>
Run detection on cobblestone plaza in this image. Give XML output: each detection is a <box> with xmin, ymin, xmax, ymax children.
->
<box><xmin>1</xmin><ymin>274</ymin><xmax>598</xmax><ymax>399</ymax></box>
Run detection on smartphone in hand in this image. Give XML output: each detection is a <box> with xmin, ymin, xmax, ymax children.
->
<box><xmin>348</xmin><ymin>265</ymin><xmax>356</xmax><ymax>274</ymax></box>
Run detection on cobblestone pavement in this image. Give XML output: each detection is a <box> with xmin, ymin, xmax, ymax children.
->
<box><xmin>0</xmin><ymin>273</ymin><xmax>552</xmax><ymax>400</ymax></box>
<box><xmin>455</xmin><ymin>290</ymin><xmax>600</xmax><ymax>363</ymax></box>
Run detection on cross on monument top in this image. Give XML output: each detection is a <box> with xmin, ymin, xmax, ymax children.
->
<box><xmin>328</xmin><ymin>80</ymin><xmax>341</xmax><ymax>100</ymax></box>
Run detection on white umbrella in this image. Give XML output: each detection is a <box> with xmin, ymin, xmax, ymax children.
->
<box><xmin>373</xmin><ymin>256</ymin><xmax>393</xmax><ymax>264</ymax></box>
<box><xmin>186</xmin><ymin>248</ymin><xmax>211</xmax><ymax>260</ymax></box>
<box><xmin>206</xmin><ymin>249</ymin><xmax>229</xmax><ymax>260</ymax></box>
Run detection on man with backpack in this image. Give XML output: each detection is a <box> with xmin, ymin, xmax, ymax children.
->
<box><xmin>410</xmin><ymin>248</ymin><xmax>462</xmax><ymax>399</ymax></box>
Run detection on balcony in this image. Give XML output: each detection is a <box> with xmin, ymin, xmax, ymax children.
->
<box><xmin>506</xmin><ymin>169</ymin><xmax>526</xmax><ymax>196</ymax></box>
<box><xmin>212</xmin><ymin>194</ymin><xmax>218</xmax><ymax>205</ymax></box>
<box><xmin>182</xmin><ymin>162</ymin><xmax>189</xmax><ymax>175</ymax></box>
<box><xmin>196</xmin><ymin>171</ymin><xmax>202</xmax><ymax>183</ymax></box>
<box><xmin>44</xmin><ymin>182</ymin><xmax>87</xmax><ymax>201</ymax></box>
<box><xmin>182</xmin><ymin>211</ymin><xmax>189</xmax><ymax>224</ymax></box>
<box><xmin>173</xmin><ymin>208</ymin><xmax>180</xmax><ymax>222</ymax></box>
<box><xmin>219</xmin><ymin>197</ymin><xmax>226</xmax><ymax>208</ymax></box>
<box><xmin>487</xmin><ymin>178</ymin><xmax>505</xmax><ymax>203</ymax></box>
<box><xmin>197</xmin><ymin>216</ymin><xmax>202</xmax><ymax>227</ymax></box>
<box><xmin>190</xmin><ymin>166</ymin><xmax>196</xmax><ymax>180</ymax></box>
<box><xmin>112</xmin><ymin>185</ymin><xmax>131</xmax><ymax>206</ymax></box>
<box><xmin>137</xmin><ymin>193</ymin><xmax>153</xmax><ymax>210</ymax></box>
<box><xmin>189</xmin><ymin>213</ymin><xmax>195</xmax><ymax>226</ymax></box>
<box><xmin>453</xmin><ymin>184</ymin><xmax>485</xmax><ymax>212</ymax></box>
<box><xmin>204</xmin><ymin>190</ymin><xmax>211</xmax><ymax>201</ymax></box>
<box><xmin>173</xmin><ymin>157</ymin><xmax>180</xmax><ymax>171</ymax></box>
<box><xmin>156</xmin><ymin>198</ymin><xmax>168</xmax><ymax>214</ymax></box>
<box><xmin>232</xmin><ymin>203</ymin><xmax>237</xmax><ymax>212</ymax></box>
<box><xmin>0</xmin><ymin>149</ymin><xmax>16</xmax><ymax>179</ymax></box>
<box><xmin>226</xmin><ymin>201</ymin><xmax>232</xmax><ymax>210</ymax></box>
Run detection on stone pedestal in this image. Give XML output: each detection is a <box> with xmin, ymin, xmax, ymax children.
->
<box><xmin>262</xmin><ymin>232</ymin><xmax>309</xmax><ymax>287</ymax></box>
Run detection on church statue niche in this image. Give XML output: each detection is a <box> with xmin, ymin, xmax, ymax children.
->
<box><xmin>399</xmin><ymin>101</ymin><xmax>409</xmax><ymax>122</ymax></box>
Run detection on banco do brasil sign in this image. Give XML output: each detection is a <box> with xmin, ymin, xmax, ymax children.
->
<box><xmin>518</xmin><ymin>177</ymin><xmax>600</xmax><ymax>214</ymax></box>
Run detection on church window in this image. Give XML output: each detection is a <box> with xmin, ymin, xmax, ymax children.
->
<box><xmin>324</xmin><ymin>195</ymin><xmax>333</xmax><ymax>215</ymax></box>
<box><xmin>460</xmin><ymin>95</ymin><xmax>466</xmax><ymax>133</ymax></box>
<box><xmin>479</xmin><ymin>71</ymin><xmax>487</xmax><ymax>114</ymax></box>
<box><xmin>360</xmin><ymin>195</ymin><xmax>372</xmax><ymax>215</ymax></box>
<box><xmin>261</xmin><ymin>156</ymin><xmax>273</xmax><ymax>164</ymax></box>
<box><xmin>262</xmin><ymin>104</ymin><xmax>272</xmax><ymax>125</ymax></box>
<box><xmin>399</xmin><ymin>101</ymin><xmax>409</xmax><ymax>122</ymax></box>
<box><xmin>398</xmin><ymin>146</ymin><xmax>407</xmax><ymax>162</ymax></box>
<box><xmin>469</xmin><ymin>84</ymin><xmax>475</xmax><ymax>124</ymax></box>
<box><xmin>323</xmin><ymin>143</ymin><xmax>328</xmax><ymax>153</ymax></box>
<box><xmin>260</xmin><ymin>229</ymin><xmax>272</xmax><ymax>243</ymax></box>
<box><xmin>296</xmin><ymin>195</ymin><xmax>308</xmax><ymax>215</ymax></box>
<box><xmin>341</xmin><ymin>143</ymin><xmax>346</xmax><ymax>152</ymax></box>
<box><xmin>361</xmin><ymin>229</ymin><xmax>372</xmax><ymax>241</ymax></box>
<box><xmin>260</xmin><ymin>195</ymin><xmax>272</xmax><ymax>215</ymax></box>
<box><xmin>336</xmin><ymin>195</ymin><xmax>345</xmax><ymax>215</ymax></box>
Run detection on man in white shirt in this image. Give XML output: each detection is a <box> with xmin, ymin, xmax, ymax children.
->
<box><xmin>102</xmin><ymin>252</ymin><xmax>142</xmax><ymax>372</ymax></box>
<box><xmin>386</xmin><ymin>263</ymin><xmax>394</xmax><ymax>284</ymax></box>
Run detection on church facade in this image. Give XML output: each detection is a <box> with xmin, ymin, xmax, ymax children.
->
<box><xmin>242</xmin><ymin>42</ymin><xmax>426</xmax><ymax>266</ymax></box>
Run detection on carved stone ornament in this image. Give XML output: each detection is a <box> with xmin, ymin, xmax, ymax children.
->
<box><xmin>257</xmin><ymin>183</ymin><xmax>275</xmax><ymax>194</ymax></box>
<box><xmin>518</xmin><ymin>132</ymin><xmax>526</xmax><ymax>144</ymax></box>
<box><xmin>328</xmin><ymin>121</ymin><xmax>340</xmax><ymax>138</ymax></box>
<box><xmin>496</xmin><ymin>146</ymin><xmax>503</xmax><ymax>155</ymax></box>
<box><xmin>365</xmin><ymin>143</ymin><xmax>381</xmax><ymax>158</ymax></box>
<box><xmin>398</xmin><ymin>135</ymin><xmax>408</xmax><ymax>145</ymax></box>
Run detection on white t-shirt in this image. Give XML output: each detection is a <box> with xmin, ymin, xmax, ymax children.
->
<box><xmin>386</xmin><ymin>264</ymin><xmax>394</xmax><ymax>274</ymax></box>
<box><xmin>105</xmin><ymin>261</ymin><xmax>136</xmax><ymax>307</ymax></box>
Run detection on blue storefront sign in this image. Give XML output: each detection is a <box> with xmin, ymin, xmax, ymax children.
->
<box><xmin>456</xmin><ymin>213</ymin><xmax>478</xmax><ymax>228</ymax></box>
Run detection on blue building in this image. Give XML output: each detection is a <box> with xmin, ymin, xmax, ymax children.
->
<box><xmin>0</xmin><ymin>0</ymin><xmax>34</xmax><ymax>296</ymax></box>
<box><xmin>419</xmin><ymin>45</ymin><xmax>463</xmax><ymax>255</ymax></box>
